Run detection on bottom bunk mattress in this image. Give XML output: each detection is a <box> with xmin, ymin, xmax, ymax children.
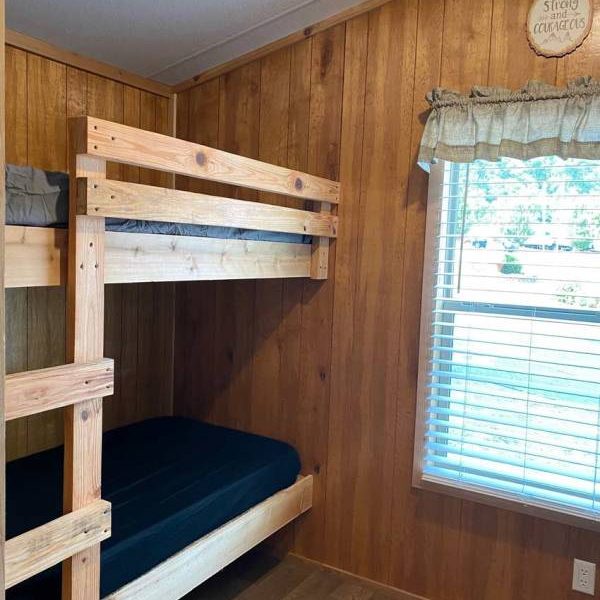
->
<box><xmin>6</xmin><ymin>417</ymin><xmax>301</xmax><ymax>599</ymax></box>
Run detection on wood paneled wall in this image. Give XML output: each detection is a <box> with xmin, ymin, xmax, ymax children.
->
<box><xmin>5</xmin><ymin>45</ymin><xmax>175</xmax><ymax>461</ymax></box>
<box><xmin>174</xmin><ymin>1</ymin><xmax>600</xmax><ymax>598</ymax></box>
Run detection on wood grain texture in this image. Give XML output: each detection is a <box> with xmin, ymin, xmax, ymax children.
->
<box><xmin>79</xmin><ymin>178</ymin><xmax>338</xmax><ymax>237</ymax></box>
<box><xmin>5</xmin><ymin>226</ymin><xmax>66</xmax><ymax>288</ymax></box>
<box><xmin>6</xmin><ymin>29</ymin><xmax>171</xmax><ymax>98</ymax></box>
<box><xmin>4</xmin><ymin>45</ymin><xmax>176</xmax><ymax>461</ymax></box>
<box><xmin>104</xmin><ymin>232</ymin><xmax>312</xmax><ymax>283</ymax></box>
<box><xmin>5</xmin><ymin>226</ymin><xmax>311</xmax><ymax>286</ymax></box>
<box><xmin>63</xmin><ymin>146</ymin><xmax>106</xmax><ymax>599</ymax></box>
<box><xmin>5</xmin><ymin>359</ymin><xmax>114</xmax><ymax>421</ymax></box>
<box><xmin>5</xmin><ymin>499</ymin><xmax>111</xmax><ymax>589</ymax></box>
<box><xmin>173</xmin><ymin>0</ymin><xmax>394</xmax><ymax>92</ymax></box>
<box><xmin>0</xmin><ymin>3</ymin><xmax>6</xmax><ymax>595</ymax></box>
<box><xmin>75</xmin><ymin>116</ymin><xmax>340</xmax><ymax>203</ymax></box>
<box><xmin>173</xmin><ymin>1</ymin><xmax>600</xmax><ymax>599</ymax></box>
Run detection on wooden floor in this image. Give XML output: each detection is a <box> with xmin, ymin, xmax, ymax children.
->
<box><xmin>184</xmin><ymin>552</ymin><xmax>419</xmax><ymax>600</ymax></box>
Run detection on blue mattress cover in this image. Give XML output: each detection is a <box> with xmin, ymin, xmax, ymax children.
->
<box><xmin>6</xmin><ymin>417</ymin><xmax>301</xmax><ymax>599</ymax></box>
<box><xmin>6</xmin><ymin>164</ymin><xmax>309</xmax><ymax>244</ymax></box>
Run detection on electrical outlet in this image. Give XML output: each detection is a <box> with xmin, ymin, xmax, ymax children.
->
<box><xmin>573</xmin><ymin>559</ymin><xmax>596</xmax><ymax>595</ymax></box>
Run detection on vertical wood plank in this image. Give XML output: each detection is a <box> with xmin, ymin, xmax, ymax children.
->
<box><xmin>0</xmin><ymin>2</ymin><xmax>6</xmax><ymax>593</ymax></box>
<box><xmin>441</xmin><ymin>0</ymin><xmax>493</xmax><ymax>89</ymax></box>
<box><xmin>556</xmin><ymin>0</ymin><xmax>600</xmax><ymax>82</ymax></box>
<box><xmin>63</xmin><ymin>119</ymin><xmax>106</xmax><ymax>597</ymax></box>
<box><xmin>136</xmin><ymin>91</ymin><xmax>176</xmax><ymax>422</ymax></box>
<box><xmin>488</xmin><ymin>0</ymin><xmax>557</xmax><ymax>86</ymax></box>
<box><xmin>174</xmin><ymin>80</ymin><xmax>220</xmax><ymax>423</ymax></box>
<box><xmin>5</xmin><ymin>43</ymin><xmax>28</xmax><ymax>459</ymax></box>
<box><xmin>323</xmin><ymin>12</ymin><xmax>369</xmax><ymax>570</ymax></box>
<box><xmin>388</xmin><ymin>0</ymin><xmax>462</xmax><ymax>597</ymax></box>
<box><xmin>213</xmin><ymin>64</ymin><xmax>261</xmax><ymax>430</ymax></box>
<box><xmin>25</xmin><ymin>52</ymin><xmax>67</xmax><ymax>456</ymax></box>
<box><xmin>87</xmin><ymin>74</ymin><xmax>123</xmax><ymax>181</ymax></box>
<box><xmin>27</xmin><ymin>54</ymin><xmax>66</xmax><ymax>171</ymax></box>
<box><xmin>5</xmin><ymin>290</ymin><xmax>27</xmax><ymax>460</ymax></box>
<box><xmin>280</xmin><ymin>38</ymin><xmax>313</xmax><ymax>444</ymax></box>
<box><xmin>119</xmin><ymin>85</ymin><xmax>142</xmax><ymax>428</ymax></box>
<box><xmin>250</xmin><ymin>47</ymin><xmax>292</xmax><ymax>438</ymax></box>
<box><xmin>293</xmin><ymin>23</ymin><xmax>345</xmax><ymax>561</ymax></box>
<box><xmin>135</xmin><ymin>91</ymin><xmax>153</xmax><ymax>422</ymax></box>
<box><xmin>5</xmin><ymin>46</ymin><xmax>26</xmax><ymax>166</ymax></box>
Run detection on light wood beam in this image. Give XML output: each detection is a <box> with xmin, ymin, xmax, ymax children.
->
<box><xmin>72</xmin><ymin>117</ymin><xmax>340</xmax><ymax>204</ymax></box>
<box><xmin>78</xmin><ymin>178</ymin><xmax>338</xmax><ymax>237</ymax></box>
<box><xmin>5</xmin><ymin>359</ymin><xmax>114</xmax><ymax>421</ymax></box>
<box><xmin>63</xmin><ymin>119</ymin><xmax>107</xmax><ymax>600</ymax></box>
<box><xmin>310</xmin><ymin>201</ymin><xmax>332</xmax><ymax>280</ymax></box>
<box><xmin>104</xmin><ymin>476</ymin><xmax>313</xmax><ymax>600</ymax></box>
<box><xmin>5</xmin><ymin>500</ymin><xmax>111</xmax><ymax>589</ymax></box>
<box><xmin>4</xmin><ymin>226</ymin><xmax>313</xmax><ymax>288</ymax></box>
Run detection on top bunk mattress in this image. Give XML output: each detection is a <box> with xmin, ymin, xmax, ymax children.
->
<box><xmin>7</xmin><ymin>417</ymin><xmax>301</xmax><ymax>599</ymax></box>
<box><xmin>6</xmin><ymin>164</ymin><xmax>310</xmax><ymax>244</ymax></box>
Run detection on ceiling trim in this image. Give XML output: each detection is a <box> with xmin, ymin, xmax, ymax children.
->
<box><xmin>172</xmin><ymin>0</ymin><xmax>392</xmax><ymax>93</ymax></box>
<box><xmin>149</xmin><ymin>0</ymin><xmax>319</xmax><ymax>80</ymax></box>
<box><xmin>6</xmin><ymin>29</ymin><xmax>172</xmax><ymax>98</ymax></box>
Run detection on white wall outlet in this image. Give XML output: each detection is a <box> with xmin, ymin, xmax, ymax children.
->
<box><xmin>573</xmin><ymin>559</ymin><xmax>596</xmax><ymax>595</ymax></box>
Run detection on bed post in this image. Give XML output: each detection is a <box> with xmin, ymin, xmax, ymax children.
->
<box><xmin>63</xmin><ymin>118</ymin><xmax>106</xmax><ymax>600</ymax></box>
<box><xmin>310</xmin><ymin>201</ymin><xmax>332</xmax><ymax>280</ymax></box>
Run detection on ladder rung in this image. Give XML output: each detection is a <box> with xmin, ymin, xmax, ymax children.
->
<box><xmin>5</xmin><ymin>358</ymin><xmax>114</xmax><ymax>421</ymax></box>
<box><xmin>5</xmin><ymin>499</ymin><xmax>112</xmax><ymax>589</ymax></box>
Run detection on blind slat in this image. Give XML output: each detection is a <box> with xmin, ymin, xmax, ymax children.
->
<box><xmin>421</xmin><ymin>157</ymin><xmax>600</xmax><ymax>519</ymax></box>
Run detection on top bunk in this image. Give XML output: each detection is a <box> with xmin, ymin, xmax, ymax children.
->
<box><xmin>5</xmin><ymin>116</ymin><xmax>340</xmax><ymax>288</ymax></box>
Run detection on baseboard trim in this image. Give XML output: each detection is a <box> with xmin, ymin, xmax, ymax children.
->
<box><xmin>289</xmin><ymin>553</ymin><xmax>430</xmax><ymax>600</ymax></box>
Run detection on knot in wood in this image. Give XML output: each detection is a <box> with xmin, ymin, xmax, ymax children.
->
<box><xmin>294</xmin><ymin>177</ymin><xmax>304</xmax><ymax>191</ymax></box>
<box><xmin>196</xmin><ymin>151</ymin><xmax>207</xmax><ymax>166</ymax></box>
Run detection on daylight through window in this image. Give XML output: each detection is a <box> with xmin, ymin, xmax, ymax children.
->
<box><xmin>417</xmin><ymin>157</ymin><xmax>600</xmax><ymax>521</ymax></box>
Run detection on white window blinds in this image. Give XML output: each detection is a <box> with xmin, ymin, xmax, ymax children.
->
<box><xmin>417</xmin><ymin>157</ymin><xmax>600</xmax><ymax>522</ymax></box>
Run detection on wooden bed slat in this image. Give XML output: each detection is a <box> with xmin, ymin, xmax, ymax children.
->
<box><xmin>5</xmin><ymin>359</ymin><xmax>114</xmax><ymax>421</ymax></box>
<box><xmin>5</xmin><ymin>226</ymin><xmax>312</xmax><ymax>287</ymax></box>
<box><xmin>5</xmin><ymin>499</ymin><xmax>111</xmax><ymax>589</ymax></box>
<box><xmin>78</xmin><ymin>178</ymin><xmax>339</xmax><ymax>238</ymax></box>
<box><xmin>72</xmin><ymin>117</ymin><xmax>340</xmax><ymax>203</ymax></box>
<box><xmin>5</xmin><ymin>226</ymin><xmax>66</xmax><ymax>288</ymax></box>
<box><xmin>104</xmin><ymin>231</ymin><xmax>311</xmax><ymax>283</ymax></box>
<box><xmin>104</xmin><ymin>476</ymin><xmax>313</xmax><ymax>600</ymax></box>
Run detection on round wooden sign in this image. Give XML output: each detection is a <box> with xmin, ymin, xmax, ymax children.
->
<box><xmin>527</xmin><ymin>0</ymin><xmax>593</xmax><ymax>57</ymax></box>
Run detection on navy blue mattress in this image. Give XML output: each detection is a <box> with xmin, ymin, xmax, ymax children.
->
<box><xmin>7</xmin><ymin>417</ymin><xmax>301</xmax><ymax>599</ymax></box>
<box><xmin>6</xmin><ymin>164</ymin><xmax>310</xmax><ymax>244</ymax></box>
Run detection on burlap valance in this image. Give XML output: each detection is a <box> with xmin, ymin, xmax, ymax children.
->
<box><xmin>418</xmin><ymin>78</ymin><xmax>600</xmax><ymax>169</ymax></box>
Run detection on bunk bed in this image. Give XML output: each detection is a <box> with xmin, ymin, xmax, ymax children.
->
<box><xmin>4</xmin><ymin>116</ymin><xmax>340</xmax><ymax>600</ymax></box>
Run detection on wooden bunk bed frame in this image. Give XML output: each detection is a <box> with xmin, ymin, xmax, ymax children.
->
<box><xmin>4</xmin><ymin>115</ymin><xmax>339</xmax><ymax>599</ymax></box>
<box><xmin>6</xmin><ymin>117</ymin><xmax>339</xmax><ymax>288</ymax></box>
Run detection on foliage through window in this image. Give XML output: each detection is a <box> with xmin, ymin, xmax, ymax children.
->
<box><xmin>417</xmin><ymin>157</ymin><xmax>600</xmax><ymax>521</ymax></box>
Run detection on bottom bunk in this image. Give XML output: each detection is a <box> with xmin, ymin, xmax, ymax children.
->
<box><xmin>6</xmin><ymin>417</ymin><xmax>313</xmax><ymax>600</ymax></box>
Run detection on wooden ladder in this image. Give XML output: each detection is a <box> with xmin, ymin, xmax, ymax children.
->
<box><xmin>4</xmin><ymin>119</ymin><xmax>114</xmax><ymax>599</ymax></box>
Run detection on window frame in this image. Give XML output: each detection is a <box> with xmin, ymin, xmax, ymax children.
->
<box><xmin>413</xmin><ymin>160</ymin><xmax>600</xmax><ymax>532</ymax></box>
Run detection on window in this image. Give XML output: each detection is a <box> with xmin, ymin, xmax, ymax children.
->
<box><xmin>415</xmin><ymin>157</ymin><xmax>600</xmax><ymax>524</ymax></box>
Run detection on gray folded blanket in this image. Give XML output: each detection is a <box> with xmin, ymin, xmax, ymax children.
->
<box><xmin>5</xmin><ymin>164</ymin><xmax>309</xmax><ymax>244</ymax></box>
